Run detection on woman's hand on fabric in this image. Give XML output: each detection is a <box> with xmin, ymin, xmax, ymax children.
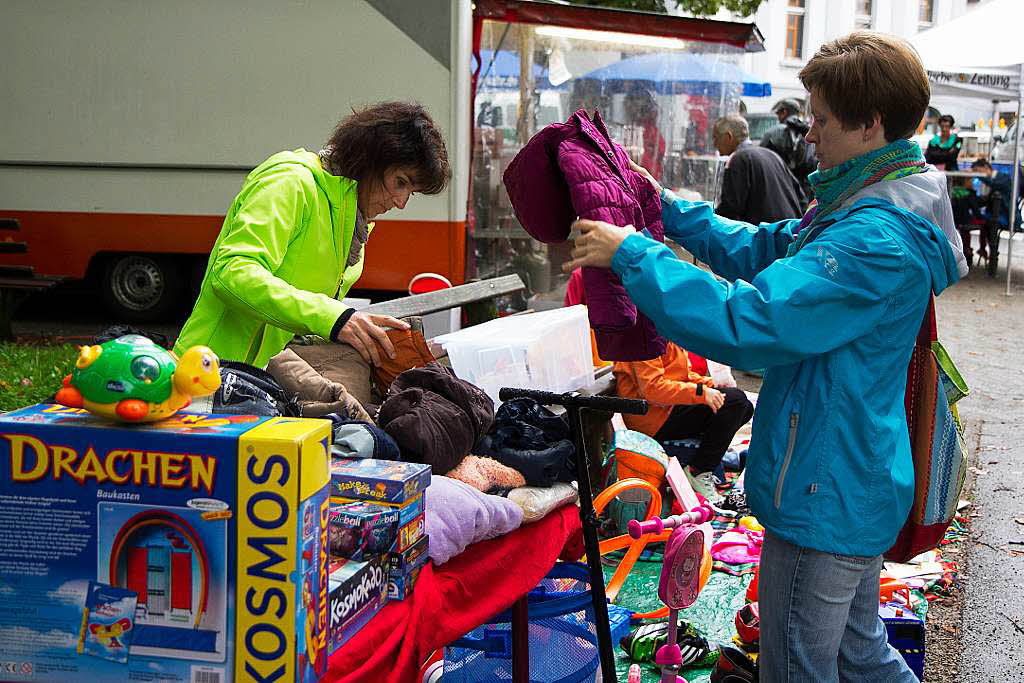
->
<box><xmin>627</xmin><ymin>159</ymin><xmax>663</xmax><ymax>196</ymax></box>
<box><xmin>334</xmin><ymin>312</ymin><xmax>409</xmax><ymax>366</ymax></box>
<box><xmin>704</xmin><ymin>387</ymin><xmax>725</xmax><ymax>413</ymax></box>
<box><xmin>562</xmin><ymin>219</ymin><xmax>635</xmax><ymax>272</ymax></box>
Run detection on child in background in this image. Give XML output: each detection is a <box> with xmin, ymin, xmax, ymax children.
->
<box><xmin>613</xmin><ymin>342</ymin><xmax>753</xmax><ymax>504</ymax></box>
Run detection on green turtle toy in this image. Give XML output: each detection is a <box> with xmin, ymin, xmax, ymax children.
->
<box><xmin>56</xmin><ymin>334</ymin><xmax>221</xmax><ymax>422</ymax></box>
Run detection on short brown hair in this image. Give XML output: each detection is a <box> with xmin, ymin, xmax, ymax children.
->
<box><xmin>799</xmin><ymin>31</ymin><xmax>930</xmax><ymax>142</ymax></box>
<box><xmin>325</xmin><ymin>101</ymin><xmax>451</xmax><ymax>195</ymax></box>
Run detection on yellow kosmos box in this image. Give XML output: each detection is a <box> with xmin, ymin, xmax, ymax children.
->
<box><xmin>0</xmin><ymin>405</ymin><xmax>331</xmax><ymax>683</ymax></box>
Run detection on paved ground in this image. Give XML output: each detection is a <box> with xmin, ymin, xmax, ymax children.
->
<box><xmin>10</xmin><ymin>235</ymin><xmax>1024</xmax><ymax>682</ymax></box>
<box><xmin>938</xmin><ymin>237</ymin><xmax>1024</xmax><ymax>683</ymax></box>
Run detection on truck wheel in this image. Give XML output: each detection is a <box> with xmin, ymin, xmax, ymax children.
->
<box><xmin>101</xmin><ymin>254</ymin><xmax>184</xmax><ymax>322</ymax></box>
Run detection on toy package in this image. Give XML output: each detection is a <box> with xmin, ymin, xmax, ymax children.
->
<box><xmin>385</xmin><ymin>535</ymin><xmax>429</xmax><ymax>602</ymax></box>
<box><xmin>78</xmin><ymin>581</ymin><xmax>138</xmax><ymax>663</ymax></box>
<box><xmin>327</xmin><ymin>555</ymin><xmax>386</xmax><ymax>654</ymax></box>
<box><xmin>387</xmin><ymin>534</ymin><xmax>429</xmax><ymax>576</ymax></box>
<box><xmin>386</xmin><ymin>563</ymin><xmax>425</xmax><ymax>602</ymax></box>
<box><xmin>331</xmin><ymin>491</ymin><xmax>425</xmax><ymax>525</ymax></box>
<box><xmin>0</xmin><ymin>404</ymin><xmax>332</xmax><ymax>683</ymax></box>
<box><xmin>329</xmin><ymin>457</ymin><xmax>431</xmax><ymax>504</ymax></box>
<box><xmin>328</xmin><ymin>502</ymin><xmax>400</xmax><ymax>561</ymax></box>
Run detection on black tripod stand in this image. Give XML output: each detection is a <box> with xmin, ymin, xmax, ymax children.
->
<box><xmin>499</xmin><ymin>387</ymin><xmax>648</xmax><ymax>683</ymax></box>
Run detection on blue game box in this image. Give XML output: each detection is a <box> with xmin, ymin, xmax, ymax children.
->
<box><xmin>0</xmin><ymin>404</ymin><xmax>332</xmax><ymax>683</ymax></box>
<box><xmin>329</xmin><ymin>457</ymin><xmax>431</xmax><ymax>505</ymax></box>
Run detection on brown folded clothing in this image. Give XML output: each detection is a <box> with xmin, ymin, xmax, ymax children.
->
<box><xmin>287</xmin><ymin>341</ymin><xmax>375</xmax><ymax>411</ymax></box>
<box><xmin>389</xmin><ymin>364</ymin><xmax>494</xmax><ymax>443</ymax></box>
<box><xmin>267</xmin><ymin>348</ymin><xmax>373</xmax><ymax>422</ymax></box>
<box><xmin>371</xmin><ymin>320</ymin><xmax>436</xmax><ymax>396</ymax></box>
<box><xmin>377</xmin><ymin>386</ymin><xmax>475</xmax><ymax>473</ymax></box>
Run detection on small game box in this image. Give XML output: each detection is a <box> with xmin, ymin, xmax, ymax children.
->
<box><xmin>386</xmin><ymin>563</ymin><xmax>425</xmax><ymax>602</ymax></box>
<box><xmin>329</xmin><ymin>458</ymin><xmax>431</xmax><ymax>505</ymax></box>
<box><xmin>387</xmin><ymin>534</ymin><xmax>429</xmax><ymax>575</ymax></box>
<box><xmin>327</xmin><ymin>555</ymin><xmax>386</xmax><ymax>654</ymax></box>
<box><xmin>331</xmin><ymin>491</ymin><xmax>425</xmax><ymax>526</ymax></box>
<box><xmin>397</xmin><ymin>514</ymin><xmax>426</xmax><ymax>553</ymax></box>
<box><xmin>328</xmin><ymin>502</ymin><xmax>400</xmax><ymax>561</ymax></box>
<box><xmin>0</xmin><ymin>404</ymin><xmax>332</xmax><ymax>683</ymax></box>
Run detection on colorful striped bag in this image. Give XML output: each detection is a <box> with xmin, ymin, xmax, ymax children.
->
<box><xmin>885</xmin><ymin>297</ymin><xmax>969</xmax><ymax>562</ymax></box>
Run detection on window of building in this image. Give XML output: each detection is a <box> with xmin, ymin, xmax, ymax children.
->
<box><xmin>786</xmin><ymin>0</ymin><xmax>806</xmax><ymax>60</ymax></box>
<box><xmin>919</xmin><ymin>0</ymin><xmax>934</xmax><ymax>27</ymax></box>
<box><xmin>856</xmin><ymin>0</ymin><xmax>873</xmax><ymax>29</ymax></box>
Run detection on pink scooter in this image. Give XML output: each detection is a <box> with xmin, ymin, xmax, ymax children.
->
<box><xmin>627</xmin><ymin>503</ymin><xmax>714</xmax><ymax>683</ymax></box>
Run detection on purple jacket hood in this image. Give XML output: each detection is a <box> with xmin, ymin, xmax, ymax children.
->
<box><xmin>503</xmin><ymin>110</ymin><xmax>667</xmax><ymax>361</ymax></box>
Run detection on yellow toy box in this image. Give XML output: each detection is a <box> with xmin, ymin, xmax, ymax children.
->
<box><xmin>0</xmin><ymin>404</ymin><xmax>331</xmax><ymax>683</ymax></box>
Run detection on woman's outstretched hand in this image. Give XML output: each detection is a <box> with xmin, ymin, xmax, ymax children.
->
<box><xmin>562</xmin><ymin>219</ymin><xmax>636</xmax><ymax>272</ymax></box>
<box><xmin>335</xmin><ymin>311</ymin><xmax>409</xmax><ymax>366</ymax></box>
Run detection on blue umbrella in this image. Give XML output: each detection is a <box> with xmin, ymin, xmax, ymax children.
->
<box><xmin>577</xmin><ymin>52</ymin><xmax>771</xmax><ymax>97</ymax></box>
<box><xmin>476</xmin><ymin>50</ymin><xmax>562</xmax><ymax>91</ymax></box>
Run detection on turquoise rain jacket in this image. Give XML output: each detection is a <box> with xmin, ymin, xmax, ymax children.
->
<box><xmin>610</xmin><ymin>168</ymin><xmax>965</xmax><ymax>556</ymax></box>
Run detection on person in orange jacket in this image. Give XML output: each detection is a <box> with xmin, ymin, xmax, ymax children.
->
<box><xmin>613</xmin><ymin>341</ymin><xmax>752</xmax><ymax>503</ymax></box>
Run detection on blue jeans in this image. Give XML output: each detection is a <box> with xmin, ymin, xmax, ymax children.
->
<box><xmin>758</xmin><ymin>532</ymin><xmax>918</xmax><ymax>682</ymax></box>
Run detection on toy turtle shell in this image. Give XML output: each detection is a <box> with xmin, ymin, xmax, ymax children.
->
<box><xmin>70</xmin><ymin>335</ymin><xmax>178</xmax><ymax>404</ymax></box>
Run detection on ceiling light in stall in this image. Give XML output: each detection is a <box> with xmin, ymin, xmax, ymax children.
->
<box><xmin>534</xmin><ymin>26</ymin><xmax>688</xmax><ymax>50</ymax></box>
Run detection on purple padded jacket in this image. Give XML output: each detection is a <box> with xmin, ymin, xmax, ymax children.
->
<box><xmin>503</xmin><ymin>109</ymin><xmax>667</xmax><ymax>361</ymax></box>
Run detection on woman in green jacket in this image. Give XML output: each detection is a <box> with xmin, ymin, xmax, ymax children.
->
<box><xmin>175</xmin><ymin>101</ymin><xmax>450</xmax><ymax>368</ymax></box>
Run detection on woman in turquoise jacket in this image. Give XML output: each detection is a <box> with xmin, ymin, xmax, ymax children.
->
<box><xmin>175</xmin><ymin>101</ymin><xmax>450</xmax><ymax>368</ymax></box>
<box><xmin>564</xmin><ymin>33</ymin><xmax>965</xmax><ymax>682</ymax></box>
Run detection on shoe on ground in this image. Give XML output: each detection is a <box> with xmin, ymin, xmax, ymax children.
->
<box><xmin>710</xmin><ymin>644</ymin><xmax>758</xmax><ymax>683</ymax></box>
<box><xmin>620</xmin><ymin>619</ymin><xmax>717</xmax><ymax>669</ymax></box>
<box><xmin>686</xmin><ymin>467</ymin><xmax>724</xmax><ymax>506</ymax></box>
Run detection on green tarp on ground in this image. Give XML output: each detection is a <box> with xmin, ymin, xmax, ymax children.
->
<box><xmin>607</xmin><ymin>558</ymin><xmax>752</xmax><ymax>682</ymax></box>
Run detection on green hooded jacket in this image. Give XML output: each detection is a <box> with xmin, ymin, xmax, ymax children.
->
<box><xmin>174</xmin><ymin>149</ymin><xmax>365</xmax><ymax>367</ymax></box>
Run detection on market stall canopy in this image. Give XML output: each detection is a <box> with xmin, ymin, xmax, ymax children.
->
<box><xmin>910</xmin><ymin>0</ymin><xmax>1024</xmax><ymax>101</ymax></box>
<box><xmin>909</xmin><ymin>0</ymin><xmax>1024</xmax><ymax>295</ymax></box>
<box><xmin>575</xmin><ymin>52</ymin><xmax>771</xmax><ymax>97</ymax></box>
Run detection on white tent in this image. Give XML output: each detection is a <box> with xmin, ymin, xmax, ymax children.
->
<box><xmin>910</xmin><ymin>0</ymin><xmax>1024</xmax><ymax>293</ymax></box>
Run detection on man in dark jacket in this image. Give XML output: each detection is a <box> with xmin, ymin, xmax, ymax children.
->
<box><xmin>713</xmin><ymin>114</ymin><xmax>805</xmax><ymax>224</ymax></box>
<box><xmin>761</xmin><ymin>98</ymin><xmax>816</xmax><ymax>203</ymax></box>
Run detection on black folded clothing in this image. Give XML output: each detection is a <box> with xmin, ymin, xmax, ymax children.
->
<box><xmin>479</xmin><ymin>398</ymin><xmax>576</xmax><ymax>487</ymax></box>
<box><xmin>494</xmin><ymin>398</ymin><xmax>571</xmax><ymax>442</ymax></box>
<box><xmin>476</xmin><ymin>434</ymin><xmax>575</xmax><ymax>488</ymax></box>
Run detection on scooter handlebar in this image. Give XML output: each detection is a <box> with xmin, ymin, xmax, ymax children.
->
<box><xmin>627</xmin><ymin>504</ymin><xmax>715</xmax><ymax>539</ymax></box>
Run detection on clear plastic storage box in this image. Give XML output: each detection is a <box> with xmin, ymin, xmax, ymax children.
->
<box><xmin>433</xmin><ymin>305</ymin><xmax>595</xmax><ymax>405</ymax></box>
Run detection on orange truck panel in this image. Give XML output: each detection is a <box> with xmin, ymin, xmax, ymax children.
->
<box><xmin>0</xmin><ymin>210</ymin><xmax>465</xmax><ymax>291</ymax></box>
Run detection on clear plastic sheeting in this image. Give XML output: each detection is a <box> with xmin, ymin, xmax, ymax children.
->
<box><xmin>471</xmin><ymin>20</ymin><xmax>770</xmax><ymax>305</ymax></box>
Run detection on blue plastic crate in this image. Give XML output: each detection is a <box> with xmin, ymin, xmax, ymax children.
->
<box><xmin>443</xmin><ymin>562</ymin><xmax>632</xmax><ymax>683</ymax></box>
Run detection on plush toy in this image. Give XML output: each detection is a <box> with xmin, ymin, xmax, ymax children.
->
<box><xmin>56</xmin><ymin>334</ymin><xmax>220</xmax><ymax>422</ymax></box>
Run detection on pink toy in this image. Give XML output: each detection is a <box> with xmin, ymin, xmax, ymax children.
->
<box><xmin>630</xmin><ymin>503</ymin><xmax>714</xmax><ymax>683</ymax></box>
<box><xmin>710</xmin><ymin>528</ymin><xmax>764</xmax><ymax>565</ymax></box>
<box><xmin>628</xmin><ymin>663</ymin><xmax>643</xmax><ymax>682</ymax></box>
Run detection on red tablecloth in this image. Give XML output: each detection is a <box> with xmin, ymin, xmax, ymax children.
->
<box><xmin>327</xmin><ymin>504</ymin><xmax>583</xmax><ymax>682</ymax></box>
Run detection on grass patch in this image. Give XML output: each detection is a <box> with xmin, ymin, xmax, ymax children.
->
<box><xmin>0</xmin><ymin>342</ymin><xmax>79</xmax><ymax>412</ymax></box>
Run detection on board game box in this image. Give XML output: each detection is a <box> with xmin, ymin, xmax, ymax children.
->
<box><xmin>328</xmin><ymin>502</ymin><xmax>400</xmax><ymax>561</ymax></box>
<box><xmin>330</xmin><ymin>491</ymin><xmax>425</xmax><ymax>526</ymax></box>
<box><xmin>329</xmin><ymin>458</ymin><xmax>430</xmax><ymax>505</ymax></box>
<box><xmin>327</xmin><ymin>555</ymin><xmax>386</xmax><ymax>654</ymax></box>
<box><xmin>0</xmin><ymin>404</ymin><xmax>332</xmax><ymax>683</ymax></box>
<box><xmin>386</xmin><ymin>534</ymin><xmax>429</xmax><ymax>576</ymax></box>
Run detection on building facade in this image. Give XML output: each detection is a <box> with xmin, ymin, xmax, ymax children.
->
<box><xmin>685</xmin><ymin>0</ymin><xmax>994</xmax><ymax>122</ymax></box>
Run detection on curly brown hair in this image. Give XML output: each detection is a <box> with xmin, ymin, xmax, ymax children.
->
<box><xmin>324</xmin><ymin>101</ymin><xmax>451</xmax><ymax>195</ymax></box>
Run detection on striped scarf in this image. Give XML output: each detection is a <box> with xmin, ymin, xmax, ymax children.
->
<box><xmin>788</xmin><ymin>138</ymin><xmax>927</xmax><ymax>256</ymax></box>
